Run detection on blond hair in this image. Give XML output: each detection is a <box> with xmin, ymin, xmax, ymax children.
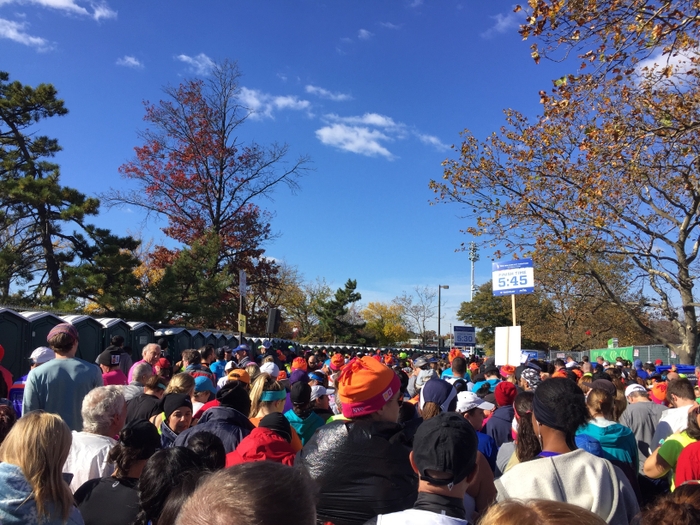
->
<box><xmin>0</xmin><ymin>411</ymin><xmax>74</xmax><ymax>521</ymax></box>
<box><xmin>165</xmin><ymin>372</ymin><xmax>195</xmax><ymax>396</ymax></box>
<box><xmin>245</xmin><ymin>363</ymin><xmax>260</xmax><ymax>385</ymax></box>
<box><xmin>478</xmin><ymin>499</ymin><xmax>607</xmax><ymax>525</ymax></box>
<box><xmin>249</xmin><ymin>373</ymin><xmax>285</xmax><ymax>418</ymax></box>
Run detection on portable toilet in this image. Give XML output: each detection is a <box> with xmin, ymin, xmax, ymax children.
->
<box><xmin>61</xmin><ymin>315</ymin><xmax>103</xmax><ymax>364</ymax></box>
<box><xmin>153</xmin><ymin>327</ymin><xmax>195</xmax><ymax>363</ymax></box>
<box><xmin>191</xmin><ymin>331</ymin><xmax>205</xmax><ymax>349</ymax></box>
<box><xmin>214</xmin><ymin>333</ymin><xmax>227</xmax><ymax>348</ymax></box>
<box><xmin>95</xmin><ymin>318</ymin><xmax>131</xmax><ymax>349</ymax></box>
<box><xmin>226</xmin><ymin>334</ymin><xmax>239</xmax><ymax>348</ymax></box>
<box><xmin>128</xmin><ymin>322</ymin><xmax>155</xmax><ymax>357</ymax></box>
<box><xmin>203</xmin><ymin>331</ymin><xmax>218</xmax><ymax>347</ymax></box>
<box><xmin>0</xmin><ymin>308</ymin><xmax>29</xmax><ymax>379</ymax></box>
<box><xmin>20</xmin><ymin>311</ymin><xmax>63</xmax><ymax>365</ymax></box>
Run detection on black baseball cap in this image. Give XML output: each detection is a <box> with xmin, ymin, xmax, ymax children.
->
<box><xmin>412</xmin><ymin>413</ymin><xmax>478</xmax><ymax>488</ymax></box>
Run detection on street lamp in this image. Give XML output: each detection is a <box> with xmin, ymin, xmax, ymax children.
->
<box><xmin>437</xmin><ymin>284</ymin><xmax>449</xmax><ymax>351</ymax></box>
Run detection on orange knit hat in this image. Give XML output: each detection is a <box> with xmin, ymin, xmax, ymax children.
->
<box><xmin>291</xmin><ymin>357</ymin><xmax>307</xmax><ymax>372</ymax></box>
<box><xmin>651</xmin><ymin>382</ymin><xmax>668</xmax><ymax>404</ymax></box>
<box><xmin>449</xmin><ymin>349</ymin><xmax>465</xmax><ymax>364</ymax></box>
<box><xmin>330</xmin><ymin>353</ymin><xmax>345</xmax><ymax>371</ymax></box>
<box><xmin>337</xmin><ymin>357</ymin><xmax>401</xmax><ymax>418</ymax></box>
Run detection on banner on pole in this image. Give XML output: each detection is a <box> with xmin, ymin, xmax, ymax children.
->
<box><xmin>492</xmin><ymin>258</ymin><xmax>534</xmax><ymax>296</ymax></box>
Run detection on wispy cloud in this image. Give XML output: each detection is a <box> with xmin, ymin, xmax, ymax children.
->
<box><xmin>380</xmin><ymin>22</ymin><xmax>401</xmax><ymax>30</ymax></box>
<box><xmin>636</xmin><ymin>48</ymin><xmax>699</xmax><ymax>79</ymax></box>
<box><xmin>481</xmin><ymin>5</ymin><xmax>524</xmax><ymax>38</ymax></box>
<box><xmin>0</xmin><ymin>17</ymin><xmax>50</xmax><ymax>49</ymax></box>
<box><xmin>316</xmin><ymin>124</ymin><xmax>394</xmax><ymax>159</ymax></box>
<box><xmin>239</xmin><ymin>87</ymin><xmax>311</xmax><ymax>119</ymax></box>
<box><xmin>325</xmin><ymin>112</ymin><xmax>405</xmax><ymax>132</ymax></box>
<box><xmin>116</xmin><ymin>55</ymin><xmax>143</xmax><ymax>69</ymax></box>
<box><xmin>305</xmin><ymin>84</ymin><xmax>352</xmax><ymax>102</ymax></box>
<box><xmin>176</xmin><ymin>53</ymin><xmax>215</xmax><ymax>75</ymax></box>
<box><xmin>408</xmin><ymin>0</ymin><xmax>423</xmax><ymax>7</ymax></box>
<box><xmin>358</xmin><ymin>28</ymin><xmax>373</xmax><ymax>40</ymax></box>
<box><xmin>0</xmin><ymin>0</ymin><xmax>117</xmax><ymax>21</ymax></box>
<box><xmin>417</xmin><ymin>133</ymin><xmax>451</xmax><ymax>151</ymax></box>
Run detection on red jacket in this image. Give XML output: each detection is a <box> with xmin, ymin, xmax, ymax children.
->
<box><xmin>225</xmin><ymin>427</ymin><xmax>296</xmax><ymax>467</ymax></box>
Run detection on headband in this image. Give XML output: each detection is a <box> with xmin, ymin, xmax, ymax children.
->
<box><xmin>532</xmin><ymin>394</ymin><xmax>568</xmax><ymax>433</ymax></box>
<box><xmin>260</xmin><ymin>390</ymin><xmax>287</xmax><ymax>402</ymax></box>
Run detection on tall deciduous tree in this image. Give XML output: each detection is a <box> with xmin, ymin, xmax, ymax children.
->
<box><xmin>433</xmin><ymin>3</ymin><xmax>700</xmax><ymax>363</ymax></box>
<box><xmin>361</xmin><ymin>301</ymin><xmax>410</xmax><ymax>347</ymax></box>
<box><xmin>394</xmin><ymin>286</ymin><xmax>437</xmax><ymax>345</ymax></box>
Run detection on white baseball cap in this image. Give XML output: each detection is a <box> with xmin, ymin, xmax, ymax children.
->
<box><xmin>260</xmin><ymin>362</ymin><xmax>280</xmax><ymax>378</ymax></box>
<box><xmin>625</xmin><ymin>384</ymin><xmax>647</xmax><ymax>397</ymax></box>
<box><xmin>30</xmin><ymin>346</ymin><xmax>55</xmax><ymax>365</ymax></box>
<box><xmin>310</xmin><ymin>385</ymin><xmax>327</xmax><ymax>402</ymax></box>
<box><xmin>456</xmin><ymin>391</ymin><xmax>495</xmax><ymax>413</ymax></box>
<box><xmin>224</xmin><ymin>360</ymin><xmax>236</xmax><ymax>372</ymax></box>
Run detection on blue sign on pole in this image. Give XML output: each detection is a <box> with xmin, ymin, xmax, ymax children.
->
<box><xmin>454</xmin><ymin>326</ymin><xmax>476</xmax><ymax>347</ymax></box>
<box><xmin>492</xmin><ymin>258</ymin><xmax>535</xmax><ymax>296</ymax></box>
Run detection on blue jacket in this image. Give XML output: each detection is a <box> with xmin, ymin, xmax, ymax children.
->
<box><xmin>477</xmin><ymin>431</ymin><xmax>498</xmax><ymax>472</ymax></box>
<box><xmin>472</xmin><ymin>378</ymin><xmax>500</xmax><ymax>394</ymax></box>
<box><xmin>576</xmin><ymin>420</ymin><xmax>639</xmax><ymax>468</ymax></box>
<box><xmin>284</xmin><ymin>409</ymin><xmax>325</xmax><ymax>445</ymax></box>
<box><xmin>484</xmin><ymin>406</ymin><xmax>514</xmax><ymax>449</ymax></box>
<box><xmin>174</xmin><ymin>406</ymin><xmax>254</xmax><ymax>453</ymax></box>
<box><xmin>0</xmin><ymin>463</ymin><xmax>84</xmax><ymax>525</ymax></box>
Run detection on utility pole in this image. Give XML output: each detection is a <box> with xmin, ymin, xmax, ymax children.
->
<box><xmin>468</xmin><ymin>242</ymin><xmax>479</xmax><ymax>301</ymax></box>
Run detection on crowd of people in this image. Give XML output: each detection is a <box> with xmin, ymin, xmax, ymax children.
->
<box><xmin>0</xmin><ymin>325</ymin><xmax>699</xmax><ymax>524</ymax></box>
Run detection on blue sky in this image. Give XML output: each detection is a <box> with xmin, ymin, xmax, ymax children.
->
<box><xmin>1</xmin><ymin>0</ymin><xmax>570</xmax><ymax>332</ymax></box>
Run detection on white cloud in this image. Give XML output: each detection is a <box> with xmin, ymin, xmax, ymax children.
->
<box><xmin>417</xmin><ymin>133</ymin><xmax>450</xmax><ymax>151</ymax></box>
<box><xmin>358</xmin><ymin>28</ymin><xmax>373</xmax><ymax>40</ymax></box>
<box><xmin>635</xmin><ymin>48</ymin><xmax>699</xmax><ymax>78</ymax></box>
<box><xmin>315</xmin><ymin>124</ymin><xmax>393</xmax><ymax>159</ymax></box>
<box><xmin>0</xmin><ymin>17</ymin><xmax>50</xmax><ymax>49</ymax></box>
<box><xmin>176</xmin><ymin>53</ymin><xmax>215</xmax><ymax>75</ymax></box>
<box><xmin>340</xmin><ymin>37</ymin><xmax>353</xmax><ymax>44</ymax></box>
<box><xmin>305</xmin><ymin>84</ymin><xmax>352</xmax><ymax>102</ymax></box>
<box><xmin>0</xmin><ymin>0</ymin><xmax>116</xmax><ymax>21</ymax></box>
<box><xmin>481</xmin><ymin>6</ymin><xmax>524</xmax><ymax>38</ymax></box>
<box><xmin>325</xmin><ymin>112</ymin><xmax>403</xmax><ymax>130</ymax></box>
<box><xmin>380</xmin><ymin>22</ymin><xmax>401</xmax><ymax>29</ymax></box>
<box><xmin>116</xmin><ymin>55</ymin><xmax>143</xmax><ymax>68</ymax></box>
<box><xmin>408</xmin><ymin>0</ymin><xmax>423</xmax><ymax>7</ymax></box>
<box><xmin>239</xmin><ymin>87</ymin><xmax>311</xmax><ymax>119</ymax></box>
<box><xmin>277</xmin><ymin>73</ymin><xmax>288</xmax><ymax>82</ymax></box>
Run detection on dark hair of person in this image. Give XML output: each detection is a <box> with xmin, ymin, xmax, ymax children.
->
<box><xmin>144</xmin><ymin>374</ymin><xmax>165</xmax><ymax>392</ymax></box>
<box><xmin>396</xmin><ymin>369</ymin><xmax>409</xmax><ymax>395</ymax></box>
<box><xmin>181</xmin><ymin>349</ymin><xmax>201</xmax><ymax>365</ymax></box>
<box><xmin>398</xmin><ymin>400</ymin><xmax>417</xmax><ymax>424</ymax></box>
<box><xmin>534</xmin><ymin>377</ymin><xmax>589</xmax><ymax>449</ymax></box>
<box><xmin>186</xmin><ymin>431</ymin><xmax>226</xmax><ymax>471</ymax></box>
<box><xmin>198</xmin><ymin>345</ymin><xmax>215</xmax><ymax>361</ymax></box>
<box><xmin>111</xmin><ymin>335</ymin><xmax>125</xmax><ymax>347</ymax></box>
<box><xmin>553</xmin><ymin>359</ymin><xmax>565</xmax><ymax>368</ymax></box>
<box><xmin>452</xmin><ymin>379</ymin><xmax>468</xmax><ymax>393</ymax></box>
<box><xmin>48</xmin><ymin>332</ymin><xmax>75</xmax><ymax>353</ymax></box>
<box><xmin>586</xmin><ymin>389</ymin><xmax>615</xmax><ymax>419</ymax></box>
<box><xmin>475</xmin><ymin>383</ymin><xmax>491</xmax><ymax>398</ymax></box>
<box><xmin>175</xmin><ymin>462</ymin><xmax>317</xmax><ymax>525</ymax></box>
<box><xmin>685</xmin><ymin>408</ymin><xmax>700</xmax><ymax>441</ymax></box>
<box><xmin>636</xmin><ymin>483</ymin><xmax>700</xmax><ymax>525</ymax></box>
<box><xmin>667</xmin><ymin>378</ymin><xmax>696</xmax><ymax>403</ymax></box>
<box><xmin>157</xmin><ymin>338</ymin><xmax>168</xmax><ymax>350</ymax></box>
<box><xmin>109</xmin><ymin>423</ymin><xmax>161</xmax><ymax>478</ymax></box>
<box><xmin>514</xmin><ymin>391</ymin><xmax>540</xmax><ymax>463</ymax></box>
<box><xmin>0</xmin><ymin>403</ymin><xmax>17</xmax><ymax>443</ymax></box>
<box><xmin>452</xmin><ymin>357</ymin><xmax>467</xmax><ymax>375</ymax></box>
<box><xmin>0</xmin><ymin>373</ymin><xmax>7</xmax><ymax>398</ymax></box>
<box><xmin>157</xmin><ymin>470</ymin><xmax>207</xmax><ymax>525</ymax></box>
<box><xmin>134</xmin><ymin>447</ymin><xmax>203</xmax><ymax>525</ymax></box>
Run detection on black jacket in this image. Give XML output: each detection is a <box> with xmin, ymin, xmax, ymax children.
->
<box><xmin>484</xmin><ymin>405</ymin><xmax>515</xmax><ymax>449</ymax></box>
<box><xmin>173</xmin><ymin>406</ymin><xmax>254</xmax><ymax>453</ymax></box>
<box><xmin>297</xmin><ymin>419</ymin><xmax>418</xmax><ymax>525</ymax></box>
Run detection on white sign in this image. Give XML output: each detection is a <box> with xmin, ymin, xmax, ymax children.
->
<box><xmin>494</xmin><ymin>325</ymin><xmax>522</xmax><ymax>366</ymax></box>
<box><xmin>492</xmin><ymin>258</ymin><xmax>535</xmax><ymax>296</ymax></box>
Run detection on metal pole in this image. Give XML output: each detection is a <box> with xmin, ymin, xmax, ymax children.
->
<box><xmin>437</xmin><ymin>285</ymin><xmax>441</xmax><ymax>352</ymax></box>
<box><xmin>468</xmin><ymin>242</ymin><xmax>479</xmax><ymax>301</ymax></box>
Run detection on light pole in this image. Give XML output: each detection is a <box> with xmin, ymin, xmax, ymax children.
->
<box><xmin>437</xmin><ymin>284</ymin><xmax>449</xmax><ymax>352</ymax></box>
<box><xmin>468</xmin><ymin>242</ymin><xmax>479</xmax><ymax>301</ymax></box>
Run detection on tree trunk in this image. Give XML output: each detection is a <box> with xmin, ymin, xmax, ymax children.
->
<box><xmin>36</xmin><ymin>204</ymin><xmax>61</xmax><ymax>299</ymax></box>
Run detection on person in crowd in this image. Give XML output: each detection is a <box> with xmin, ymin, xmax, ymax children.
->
<box><xmin>23</xmin><ymin>323</ymin><xmax>103</xmax><ymax>431</ymax></box>
<box><xmin>407</xmin><ymin>356</ymin><xmax>429</xmax><ymax>398</ymax></box>
<box><xmin>632</xmin><ymin>483</ymin><xmax>700</xmax><ymax>525</ymax></box>
<box><xmin>209</xmin><ymin>347</ymin><xmax>229</xmax><ymax>381</ymax></box>
<box><xmin>126</xmin><ymin>375</ymin><xmax>166</xmax><ymax>425</ymax></box>
<box><xmin>519</xmin><ymin>367</ymin><xmax>542</xmax><ymax>391</ymax></box>
<box><xmin>150</xmin><ymin>373</ymin><xmax>195</xmax><ymax>429</ymax></box>
<box><xmin>73</xmin><ymin>420</ymin><xmax>161</xmax><ymax>525</ymax></box>
<box><xmin>226</xmin><ymin>412</ymin><xmax>296</xmax><ymax>466</ymax></box>
<box><xmin>472</xmin><ymin>366</ymin><xmax>501</xmax><ymax>395</ymax></box>
<box><xmin>0</xmin><ymin>411</ymin><xmax>83</xmax><ymax>525</ymax></box>
<box><xmin>249</xmin><ymin>373</ymin><xmax>303</xmax><ymax>451</ymax></box>
<box><xmin>419</xmin><ymin>377</ymin><xmax>458</xmax><ymax>421</ymax></box>
<box><xmin>158</xmin><ymin>393</ymin><xmax>193</xmax><ymax>448</ymax></box>
<box><xmin>311</xmin><ymin>384</ymin><xmax>335</xmax><ymax>420</ymax></box>
<box><xmin>284</xmin><ymin>381</ymin><xmax>325</xmax><ymax>445</ymax></box>
<box><xmin>180</xmin><ymin>349</ymin><xmax>216</xmax><ymax>383</ymax></box>
<box><xmin>233</xmin><ymin>344</ymin><xmax>251</xmax><ymax>368</ymax></box>
<box><xmin>495</xmin><ymin>391</ymin><xmax>541</xmax><ymax>476</ymax></box>
<box><xmin>484</xmin><ymin>381</ymin><xmax>517</xmax><ymax>449</ymax></box>
<box><xmin>110</xmin><ymin>336</ymin><xmax>133</xmax><ymax>378</ymax></box>
<box><xmin>8</xmin><ymin>346</ymin><xmax>54</xmax><ymax>417</ymax></box>
<box><xmin>365</xmin><ymin>413</ymin><xmax>479</xmax><ymax>525</ymax></box>
<box><xmin>173</xmin><ymin>380</ymin><xmax>253</xmax><ymax>453</ymax></box>
<box><xmin>154</xmin><ymin>358</ymin><xmax>172</xmax><ymax>383</ymax></box>
<box><xmin>175</xmin><ymin>461</ymin><xmax>316</xmax><ymax>525</ymax></box>
<box><xmin>97</xmin><ymin>347</ymin><xmax>128</xmax><ymax>386</ymax></box>
<box><xmin>63</xmin><ymin>385</ymin><xmax>127</xmax><ymax>492</ymax></box>
<box><xmin>191</xmin><ymin>376</ymin><xmax>217</xmax><ymax>414</ymax></box>
<box><xmin>674</xmin><ymin>437</ymin><xmax>700</xmax><ymax>487</ymax></box>
<box><xmin>495</xmin><ymin>378</ymin><xmax>639</xmax><ymax>524</ymax></box>
<box><xmin>0</xmin><ymin>399</ymin><xmax>17</xmax><ymax>444</ymax></box>
<box><xmin>644</xmin><ymin>406</ymin><xmax>700</xmax><ymax>491</ymax></box>
<box><xmin>198</xmin><ymin>345</ymin><xmax>217</xmax><ymax>372</ymax></box>
<box><xmin>133</xmin><ymin>447</ymin><xmax>204</xmax><ymax>525</ymax></box>
<box><xmin>479</xmin><ymin>500</ymin><xmax>607</xmax><ymax>525</ymax></box>
<box><xmin>186</xmin><ymin>431</ymin><xmax>226</xmax><ymax>471</ymax></box>
<box><xmin>155</xmin><ymin>471</ymin><xmax>206</xmax><ymax>525</ymax></box>
<box><xmin>652</xmin><ymin>378</ymin><xmax>698</xmax><ymax>449</ymax></box>
<box><xmin>122</xmin><ymin>362</ymin><xmax>154</xmax><ymax>402</ymax></box>
<box><xmin>457</xmin><ymin>390</ymin><xmax>497</xmax><ymax>472</ymax></box>
<box><xmin>298</xmin><ymin>356</ymin><xmax>417</xmax><ymax>525</ymax></box>
<box><xmin>127</xmin><ymin>344</ymin><xmax>160</xmax><ymax>384</ymax></box>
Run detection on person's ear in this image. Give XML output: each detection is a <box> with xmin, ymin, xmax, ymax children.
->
<box><xmin>409</xmin><ymin>450</ymin><xmax>419</xmax><ymax>475</ymax></box>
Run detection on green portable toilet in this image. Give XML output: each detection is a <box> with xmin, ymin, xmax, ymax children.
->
<box><xmin>61</xmin><ymin>315</ymin><xmax>103</xmax><ymax>364</ymax></box>
<box><xmin>20</xmin><ymin>311</ymin><xmax>63</xmax><ymax>364</ymax></box>
<box><xmin>129</xmin><ymin>322</ymin><xmax>155</xmax><ymax>357</ymax></box>
<box><xmin>191</xmin><ymin>331</ymin><xmax>205</xmax><ymax>349</ymax></box>
<box><xmin>95</xmin><ymin>318</ymin><xmax>131</xmax><ymax>349</ymax></box>
<box><xmin>154</xmin><ymin>327</ymin><xmax>195</xmax><ymax>363</ymax></box>
<box><xmin>0</xmin><ymin>308</ymin><xmax>29</xmax><ymax>379</ymax></box>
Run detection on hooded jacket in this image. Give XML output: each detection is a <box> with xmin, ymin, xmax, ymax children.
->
<box><xmin>173</xmin><ymin>405</ymin><xmax>254</xmax><ymax>453</ymax></box>
<box><xmin>225</xmin><ymin>427</ymin><xmax>296</xmax><ymax>467</ymax></box>
<box><xmin>298</xmin><ymin>419</ymin><xmax>418</xmax><ymax>525</ymax></box>
<box><xmin>0</xmin><ymin>463</ymin><xmax>84</xmax><ymax>525</ymax></box>
<box><xmin>483</xmin><ymin>406</ymin><xmax>514</xmax><ymax>449</ymax></box>
<box><xmin>577</xmin><ymin>420</ymin><xmax>639</xmax><ymax>468</ymax></box>
<box><xmin>495</xmin><ymin>449</ymin><xmax>639</xmax><ymax>525</ymax></box>
<box><xmin>284</xmin><ymin>409</ymin><xmax>325</xmax><ymax>445</ymax></box>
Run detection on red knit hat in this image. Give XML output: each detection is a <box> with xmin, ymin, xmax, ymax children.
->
<box><xmin>337</xmin><ymin>357</ymin><xmax>401</xmax><ymax>418</ymax></box>
<box><xmin>330</xmin><ymin>353</ymin><xmax>345</xmax><ymax>372</ymax></box>
<box><xmin>291</xmin><ymin>357</ymin><xmax>307</xmax><ymax>372</ymax></box>
<box><xmin>494</xmin><ymin>381</ymin><xmax>517</xmax><ymax>407</ymax></box>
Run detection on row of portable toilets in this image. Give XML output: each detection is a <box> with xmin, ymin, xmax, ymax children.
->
<box><xmin>0</xmin><ymin>308</ymin><xmax>240</xmax><ymax>381</ymax></box>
